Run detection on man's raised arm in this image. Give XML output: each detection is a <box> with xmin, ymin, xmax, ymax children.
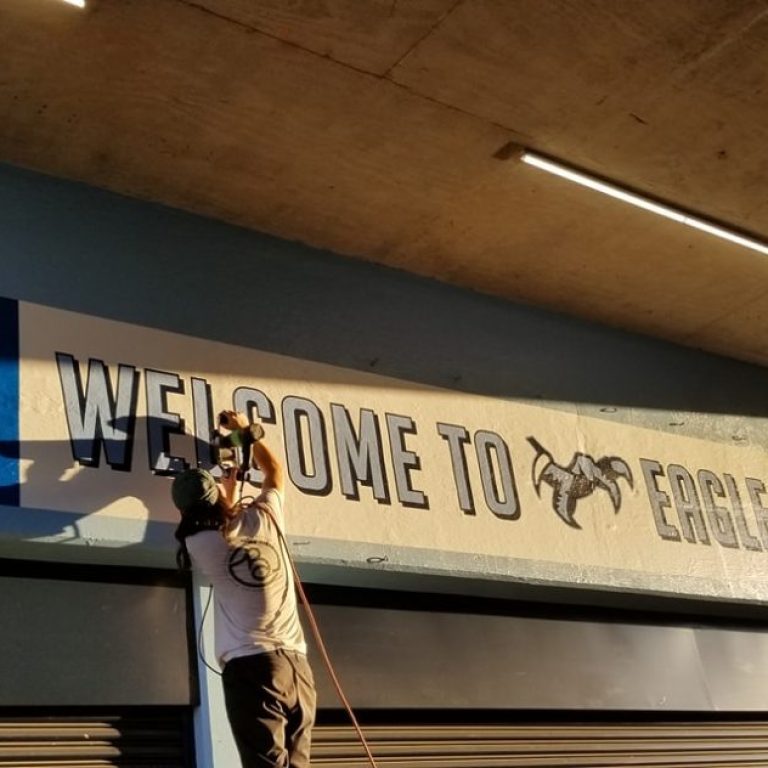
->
<box><xmin>251</xmin><ymin>437</ymin><xmax>284</xmax><ymax>495</ymax></box>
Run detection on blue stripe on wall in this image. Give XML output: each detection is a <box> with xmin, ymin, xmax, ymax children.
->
<box><xmin>0</xmin><ymin>297</ymin><xmax>19</xmax><ymax>506</ymax></box>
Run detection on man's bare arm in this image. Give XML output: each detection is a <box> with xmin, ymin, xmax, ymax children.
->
<box><xmin>251</xmin><ymin>438</ymin><xmax>284</xmax><ymax>495</ymax></box>
<box><xmin>216</xmin><ymin>468</ymin><xmax>241</xmax><ymax>519</ymax></box>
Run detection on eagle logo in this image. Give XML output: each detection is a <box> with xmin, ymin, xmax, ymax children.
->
<box><xmin>527</xmin><ymin>437</ymin><xmax>633</xmax><ymax>529</ymax></box>
<box><xmin>228</xmin><ymin>539</ymin><xmax>282</xmax><ymax>588</ymax></box>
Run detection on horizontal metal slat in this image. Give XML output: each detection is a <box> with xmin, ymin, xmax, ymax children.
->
<box><xmin>0</xmin><ymin>713</ymin><xmax>189</xmax><ymax>768</ymax></box>
<box><xmin>314</xmin><ymin>724</ymin><xmax>768</xmax><ymax>741</ymax></box>
<box><xmin>311</xmin><ymin>736</ymin><xmax>768</xmax><ymax>751</ymax></box>
<box><xmin>0</xmin><ymin>727</ymin><xmax>182</xmax><ymax>742</ymax></box>
<box><xmin>311</xmin><ymin>721</ymin><xmax>768</xmax><ymax>768</ymax></box>
<box><xmin>0</xmin><ymin>763</ymin><xmax>113</xmax><ymax>768</ymax></box>
<box><xmin>310</xmin><ymin>757</ymin><xmax>768</xmax><ymax>768</ymax></box>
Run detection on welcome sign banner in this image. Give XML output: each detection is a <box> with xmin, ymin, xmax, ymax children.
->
<box><xmin>2</xmin><ymin>297</ymin><xmax>768</xmax><ymax>601</ymax></box>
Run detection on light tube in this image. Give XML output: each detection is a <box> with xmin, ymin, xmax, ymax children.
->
<box><xmin>521</xmin><ymin>151</ymin><xmax>768</xmax><ymax>257</ymax></box>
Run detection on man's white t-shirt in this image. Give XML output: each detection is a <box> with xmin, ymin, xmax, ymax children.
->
<box><xmin>186</xmin><ymin>488</ymin><xmax>307</xmax><ymax>667</ymax></box>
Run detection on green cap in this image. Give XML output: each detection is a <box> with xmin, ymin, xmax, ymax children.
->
<box><xmin>171</xmin><ymin>469</ymin><xmax>218</xmax><ymax>514</ymax></box>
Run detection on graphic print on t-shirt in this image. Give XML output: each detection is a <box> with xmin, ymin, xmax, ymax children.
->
<box><xmin>227</xmin><ymin>538</ymin><xmax>282</xmax><ymax>588</ymax></box>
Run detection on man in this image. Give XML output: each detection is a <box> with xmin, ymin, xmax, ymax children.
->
<box><xmin>172</xmin><ymin>410</ymin><xmax>316</xmax><ymax>768</ymax></box>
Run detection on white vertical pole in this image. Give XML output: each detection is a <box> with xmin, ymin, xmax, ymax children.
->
<box><xmin>191</xmin><ymin>573</ymin><xmax>241</xmax><ymax>767</ymax></box>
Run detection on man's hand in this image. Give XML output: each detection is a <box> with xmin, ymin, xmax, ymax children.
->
<box><xmin>220</xmin><ymin>410</ymin><xmax>265</xmax><ymax>443</ymax></box>
<box><xmin>220</xmin><ymin>410</ymin><xmax>249</xmax><ymax>432</ymax></box>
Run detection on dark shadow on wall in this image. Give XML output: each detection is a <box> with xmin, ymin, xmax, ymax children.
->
<box><xmin>0</xmin><ymin>416</ymin><xmax>190</xmax><ymax>558</ymax></box>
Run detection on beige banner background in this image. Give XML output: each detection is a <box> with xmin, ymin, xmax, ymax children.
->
<box><xmin>17</xmin><ymin>302</ymin><xmax>768</xmax><ymax>597</ymax></box>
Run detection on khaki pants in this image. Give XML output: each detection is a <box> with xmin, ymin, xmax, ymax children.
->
<box><xmin>222</xmin><ymin>649</ymin><xmax>316</xmax><ymax>768</ymax></box>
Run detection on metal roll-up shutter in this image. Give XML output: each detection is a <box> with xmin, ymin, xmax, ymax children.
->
<box><xmin>312</xmin><ymin>720</ymin><xmax>768</xmax><ymax>766</ymax></box>
<box><xmin>0</xmin><ymin>710</ymin><xmax>194</xmax><ymax>767</ymax></box>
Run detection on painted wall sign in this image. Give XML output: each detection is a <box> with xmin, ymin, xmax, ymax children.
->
<box><xmin>2</xmin><ymin>298</ymin><xmax>768</xmax><ymax>601</ymax></box>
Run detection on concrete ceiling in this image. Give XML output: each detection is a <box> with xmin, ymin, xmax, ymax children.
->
<box><xmin>3</xmin><ymin>0</ymin><xmax>768</xmax><ymax>365</ymax></box>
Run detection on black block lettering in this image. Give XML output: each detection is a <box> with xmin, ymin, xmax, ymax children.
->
<box><xmin>746</xmin><ymin>478</ymin><xmax>768</xmax><ymax>549</ymax></box>
<box><xmin>234</xmin><ymin>387</ymin><xmax>276</xmax><ymax>485</ymax></box>
<box><xmin>669</xmin><ymin>464</ymin><xmax>709</xmax><ymax>545</ymax></box>
<box><xmin>192</xmin><ymin>377</ymin><xmax>215</xmax><ymax>470</ymax></box>
<box><xmin>437</xmin><ymin>423</ymin><xmax>474</xmax><ymax>514</ymax></box>
<box><xmin>697</xmin><ymin>469</ymin><xmax>738</xmax><ymax>548</ymax></box>
<box><xmin>474</xmin><ymin>430</ymin><xmax>519</xmax><ymax>520</ymax></box>
<box><xmin>386</xmin><ymin>413</ymin><xmax>428</xmax><ymax>509</ymax></box>
<box><xmin>145</xmin><ymin>369</ymin><xmax>188</xmax><ymax>475</ymax></box>
<box><xmin>639</xmin><ymin>459</ymin><xmax>679</xmax><ymax>541</ymax></box>
<box><xmin>724</xmin><ymin>474</ymin><xmax>762</xmax><ymax>551</ymax></box>
<box><xmin>331</xmin><ymin>404</ymin><xmax>389</xmax><ymax>503</ymax></box>
<box><xmin>282</xmin><ymin>396</ymin><xmax>331</xmax><ymax>496</ymax></box>
<box><xmin>56</xmin><ymin>353</ymin><xmax>138</xmax><ymax>471</ymax></box>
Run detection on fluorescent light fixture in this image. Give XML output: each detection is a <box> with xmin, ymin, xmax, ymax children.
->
<box><xmin>62</xmin><ymin>0</ymin><xmax>86</xmax><ymax>7</ymax></box>
<box><xmin>521</xmin><ymin>150</ymin><xmax>768</xmax><ymax>257</ymax></box>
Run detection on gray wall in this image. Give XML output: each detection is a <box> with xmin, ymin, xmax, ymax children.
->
<box><xmin>1</xmin><ymin>162</ymin><xmax>767</xmax><ymax>447</ymax></box>
<box><xmin>0</xmin><ymin>573</ymin><xmax>191</xmax><ymax>706</ymax></box>
<box><xmin>308</xmin><ymin>601</ymin><xmax>768</xmax><ymax>711</ymax></box>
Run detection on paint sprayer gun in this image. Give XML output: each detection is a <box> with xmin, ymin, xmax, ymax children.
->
<box><xmin>210</xmin><ymin>411</ymin><xmax>265</xmax><ymax>479</ymax></box>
